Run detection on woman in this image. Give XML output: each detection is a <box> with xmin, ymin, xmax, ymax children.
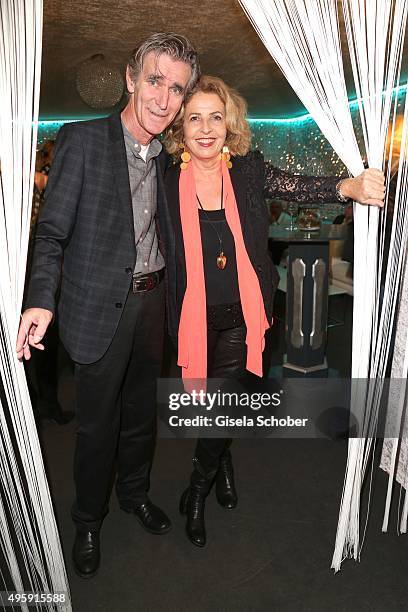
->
<box><xmin>26</xmin><ymin>140</ymin><xmax>74</xmax><ymax>426</ymax></box>
<box><xmin>31</xmin><ymin>140</ymin><xmax>55</xmax><ymax>234</ymax></box>
<box><xmin>163</xmin><ymin>75</ymin><xmax>384</xmax><ymax>547</ymax></box>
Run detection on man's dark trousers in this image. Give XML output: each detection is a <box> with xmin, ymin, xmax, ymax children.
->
<box><xmin>71</xmin><ymin>280</ymin><xmax>165</xmax><ymax>532</ymax></box>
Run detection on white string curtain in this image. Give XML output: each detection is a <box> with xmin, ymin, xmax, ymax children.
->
<box><xmin>380</xmin><ymin>107</ymin><xmax>408</xmax><ymax>533</ymax></box>
<box><xmin>239</xmin><ymin>0</ymin><xmax>364</xmax><ymax>176</ymax></box>
<box><xmin>332</xmin><ymin>0</ymin><xmax>407</xmax><ymax>572</ymax></box>
<box><xmin>0</xmin><ymin>1</ymin><xmax>71</xmax><ymax>608</ymax></box>
<box><xmin>238</xmin><ymin>0</ymin><xmax>408</xmax><ymax>571</ymax></box>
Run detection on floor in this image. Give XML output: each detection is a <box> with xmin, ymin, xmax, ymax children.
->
<box><xmin>3</xmin><ymin>291</ymin><xmax>408</xmax><ymax>611</ymax></box>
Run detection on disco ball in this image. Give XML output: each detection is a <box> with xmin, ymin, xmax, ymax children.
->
<box><xmin>76</xmin><ymin>57</ymin><xmax>124</xmax><ymax>109</ymax></box>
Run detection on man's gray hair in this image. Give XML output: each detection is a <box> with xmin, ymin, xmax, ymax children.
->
<box><xmin>127</xmin><ymin>32</ymin><xmax>200</xmax><ymax>94</ymax></box>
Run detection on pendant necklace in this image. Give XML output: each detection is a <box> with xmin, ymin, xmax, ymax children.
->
<box><xmin>196</xmin><ymin>178</ymin><xmax>227</xmax><ymax>270</ymax></box>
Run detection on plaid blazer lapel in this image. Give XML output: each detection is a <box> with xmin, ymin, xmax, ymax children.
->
<box><xmin>108</xmin><ymin>113</ymin><xmax>134</xmax><ymax>238</ymax></box>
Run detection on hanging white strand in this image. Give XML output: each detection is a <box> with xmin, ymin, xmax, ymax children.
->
<box><xmin>238</xmin><ymin>0</ymin><xmax>408</xmax><ymax>571</ymax></box>
<box><xmin>239</xmin><ymin>0</ymin><xmax>364</xmax><ymax>176</ymax></box>
<box><xmin>332</xmin><ymin>0</ymin><xmax>407</xmax><ymax>570</ymax></box>
<box><xmin>0</xmin><ymin>0</ymin><xmax>71</xmax><ymax>608</ymax></box>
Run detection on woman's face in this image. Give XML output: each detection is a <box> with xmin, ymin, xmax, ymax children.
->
<box><xmin>182</xmin><ymin>92</ymin><xmax>227</xmax><ymax>162</ymax></box>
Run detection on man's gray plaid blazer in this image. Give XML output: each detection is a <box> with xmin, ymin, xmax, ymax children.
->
<box><xmin>25</xmin><ymin>112</ymin><xmax>171</xmax><ymax>364</ymax></box>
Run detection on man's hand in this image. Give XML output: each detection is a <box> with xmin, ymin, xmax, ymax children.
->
<box><xmin>16</xmin><ymin>308</ymin><xmax>53</xmax><ymax>361</ymax></box>
<box><xmin>339</xmin><ymin>168</ymin><xmax>385</xmax><ymax>207</ymax></box>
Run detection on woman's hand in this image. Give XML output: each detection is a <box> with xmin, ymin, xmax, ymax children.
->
<box><xmin>339</xmin><ymin>169</ymin><xmax>385</xmax><ymax>207</ymax></box>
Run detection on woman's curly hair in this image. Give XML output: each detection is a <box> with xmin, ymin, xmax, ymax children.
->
<box><xmin>164</xmin><ymin>75</ymin><xmax>252</xmax><ymax>158</ymax></box>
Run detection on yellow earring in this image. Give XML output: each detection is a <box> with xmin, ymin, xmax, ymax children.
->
<box><xmin>180</xmin><ymin>144</ymin><xmax>191</xmax><ymax>170</ymax></box>
<box><xmin>220</xmin><ymin>145</ymin><xmax>232</xmax><ymax>168</ymax></box>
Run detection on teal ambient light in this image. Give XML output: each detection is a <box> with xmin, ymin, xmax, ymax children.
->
<box><xmin>247</xmin><ymin>83</ymin><xmax>408</xmax><ymax>125</ymax></box>
<box><xmin>37</xmin><ymin>83</ymin><xmax>407</xmax><ymax>128</ymax></box>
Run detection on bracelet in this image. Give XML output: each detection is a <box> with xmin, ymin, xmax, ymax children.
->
<box><xmin>335</xmin><ymin>179</ymin><xmax>349</xmax><ymax>202</ymax></box>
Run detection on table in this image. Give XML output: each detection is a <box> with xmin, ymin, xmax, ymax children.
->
<box><xmin>269</xmin><ymin>223</ymin><xmax>346</xmax><ymax>376</ymax></box>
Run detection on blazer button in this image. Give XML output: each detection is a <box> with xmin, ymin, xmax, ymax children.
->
<box><xmin>125</xmin><ymin>267</ymin><xmax>132</xmax><ymax>274</ymax></box>
<box><xmin>115</xmin><ymin>302</ymin><xmax>123</xmax><ymax>309</ymax></box>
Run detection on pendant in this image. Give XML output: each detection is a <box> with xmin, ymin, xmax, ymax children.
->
<box><xmin>217</xmin><ymin>252</ymin><xmax>227</xmax><ymax>270</ymax></box>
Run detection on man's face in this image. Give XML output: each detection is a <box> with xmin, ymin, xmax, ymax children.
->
<box><xmin>270</xmin><ymin>202</ymin><xmax>283</xmax><ymax>219</ymax></box>
<box><xmin>125</xmin><ymin>51</ymin><xmax>192</xmax><ymax>143</ymax></box>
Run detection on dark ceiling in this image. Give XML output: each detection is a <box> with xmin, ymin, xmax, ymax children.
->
<box><xmin>40</xmin><ymin>0</ymin><xmax>408</xmax><ymax>120</ymax></box>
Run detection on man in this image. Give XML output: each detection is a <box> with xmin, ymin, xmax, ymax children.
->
<box><xmin>333</xmin><ymin>202</ymin><xmax>353</xmax><ymax>225</ymax></box>
<box><xmin>268</xmin><ymin>199</ymin><xmax>292</xmax><ymax>226</ymax></box>
<box><xmin>268</xmin><ymin>200</ymin><xmax>291</xmax><ymax>265</ymax></box>
<box><xmin>16</xmin><ymin>33</ymin><xmax>200</xmax><ymax>578</ymax></box>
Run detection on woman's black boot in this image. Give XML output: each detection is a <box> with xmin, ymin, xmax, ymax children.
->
<box><xmin>179</xmin><ymin>458</ymin><xmax>216</xmax><ymax>547</ymax></box>
<box><xmin>215</xmin><ymin>449</ymin><xmax>238</xmax><ymax>509</ymax></box>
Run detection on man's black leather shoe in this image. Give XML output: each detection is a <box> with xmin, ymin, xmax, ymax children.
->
<box><xmin>122</xmin><ymin>500</ymin><xmax>172</xmax><ymax>535</ymax></box>
<box><xmin>72</xmin><ymin>531</ymin><xmax>100</xmax><ymax>579</ymax></box>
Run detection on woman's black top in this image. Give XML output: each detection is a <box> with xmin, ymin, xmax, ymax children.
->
<box><xmin>198</xmin><ymin>208</ymin><xmax>240</xmax><ymax>306</ymax></box>
<box><xmin>199</xmin><ymin>208</ymin><xmax>244</xmax><ymax>330</ymax></box>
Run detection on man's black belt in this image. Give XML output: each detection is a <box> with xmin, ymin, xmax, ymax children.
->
<box><xmin>132</xmin><ymin>268</ymin><xmax>164</xmax><ymax>293</ymax></box>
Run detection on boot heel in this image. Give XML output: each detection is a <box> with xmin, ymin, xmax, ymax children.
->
<box><xmin>179</xmin><ymin>488</ymin><xmax>189</xmax><ymax>515</ymax></box>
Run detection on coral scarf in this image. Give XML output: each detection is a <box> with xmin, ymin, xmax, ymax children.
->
<box><xmin>177</xmin><ymin>160</ymin><xmax>270</xmax><ymax>384</ymax></box>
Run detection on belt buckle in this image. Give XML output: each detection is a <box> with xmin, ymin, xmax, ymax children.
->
<box><xmin>132</xmin><ymin>273</ymin><xmax>155</xmax><ymax>293</ymax></box>
<box><xmin>145</xmin><ymin>275</ymin><xmax>155</xmax><ymax>291</ymax></box>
